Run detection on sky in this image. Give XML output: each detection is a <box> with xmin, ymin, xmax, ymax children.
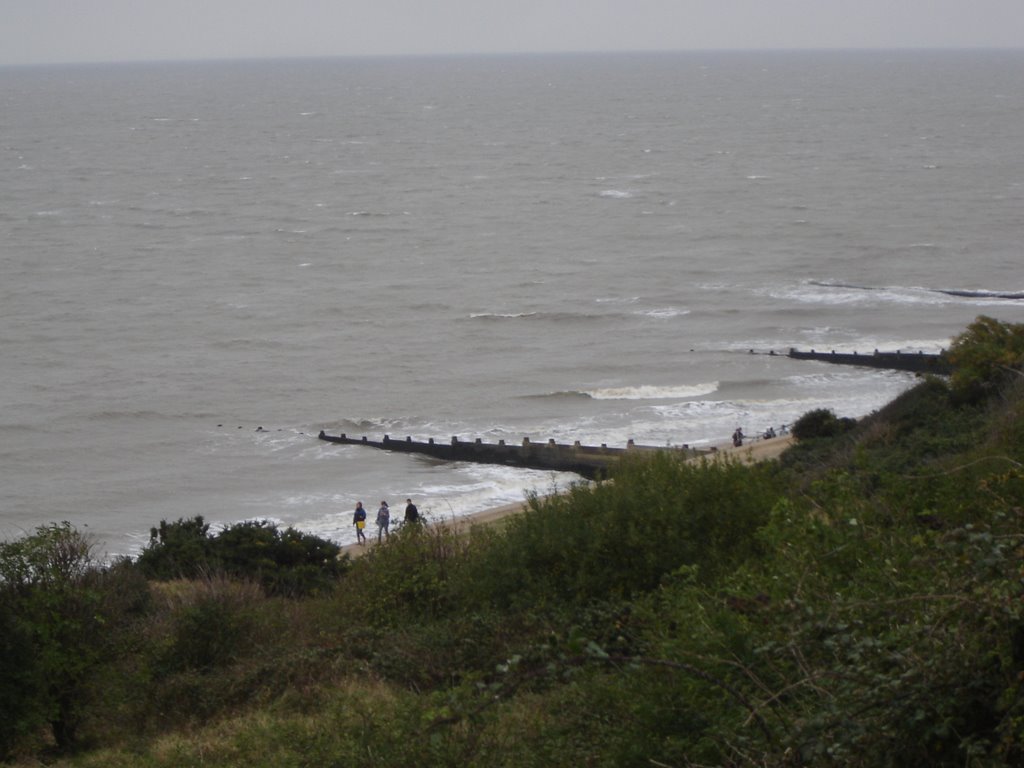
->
<box><xmin>1</xmin><ymin>0</ymin><xmax>1023</xmax><ymax>67</ymax></box>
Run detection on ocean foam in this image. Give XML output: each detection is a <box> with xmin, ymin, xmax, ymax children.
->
<box><xmin>767</xmin><ymin>282</ymin><xmax>947</xmax><ymax>307</ymax></box>
<box><xmin>468</xmin><ymin>312</ymin><xmax>538</xmax><ymax>319</ymax></box>
<box><xmin>635</xmin><ymin>307</ymin><xmax>691</xmax><ymax>319</ymax></box>
<box><xmin>584</xmin><ymin>382</ymin><xmax>719</xmax><ymax>400</ymax></box>
<box><xmin>780</xmin><ymin>281</ymin><xmax>1024</xmax><ymax>308</ymax></box>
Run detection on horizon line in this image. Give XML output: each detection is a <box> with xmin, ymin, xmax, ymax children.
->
<box><xmin>3</xmin><ymin>44</ymin><xmax>1023</xmax><ymax>70</ymax></box>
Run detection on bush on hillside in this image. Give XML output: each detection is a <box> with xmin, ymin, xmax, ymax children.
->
<box><xmin>136</xmin><ymin>517</ymin><xmax>346</xmax><ymax>597</ymax></box>
<box><xmin>454</xmin><ymin>454</ymin><xmax>784</xmax><ymax>610</ymax></box>
<box><xmin>0</xmin><ymin>587</ymin><xmax>39</xmax><ymax>760</ymax></box>
<box><xmin>136</xmin><ymin>516</ymin><xmax>214</xmax><ymax>580</ymax></box>
<box><xmin>947</xmin><ymin>315</ymin><xmax>1024</xmax><ymax>402</ymax></box>
<box><xmin>791</xmin><ymin>407</ymin><xmax>855</xmax><ymax>440</ymax></box>
<box><xmin>0</xmin><ymin>523</ymin><xmax>149</xmax><ymax>756</ymax></box>
<box><xmin>348</xmin><ymin>518</ymin><xmax>469</xmax><ymax>621</ymax></box>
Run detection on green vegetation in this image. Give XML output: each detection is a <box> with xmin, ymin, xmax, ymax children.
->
<box><xmin>948</xmin><ymin>315</ymin><xmax>1024</xmax><ymax>402</ymax></box>
<box><xmin>790</xmin><ymin>407</ymin><xmax>856</xmax><ymax>439</ymax></box>
<box><xmin>136</xmin><ymin>517</ymin><xmax>347</xmax><ymax>597</ymax></box>
<box><xmin>4</xmin><ymin>316</ymin><xmax>1024</xmax><ymax>766</ymax></box>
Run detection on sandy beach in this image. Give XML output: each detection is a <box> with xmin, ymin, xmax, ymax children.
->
<box><xmin>706</xmin><ymin>433</ymin><xmax>795</xmax><ymax>464</ymax></box>
<box><xmin>338</xmin><ymin>434</ymin><xmax>795</xmax><ymax>559</ymax></box>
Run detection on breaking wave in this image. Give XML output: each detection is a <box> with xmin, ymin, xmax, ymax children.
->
<box><xmin>583</xmin><ymin>382</ymin><xmax>720</xmax><ymax>400</ymax></box>
<box><xmin>775</xmin><ymin>280</ymin><xmax>1024</xmax><ymax>306</ymax></box>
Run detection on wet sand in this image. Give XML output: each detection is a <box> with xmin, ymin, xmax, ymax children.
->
<box><xmin>339</xmin><ymin>435</ymin><xmax>795</xmax><ymax>559</ymax></box>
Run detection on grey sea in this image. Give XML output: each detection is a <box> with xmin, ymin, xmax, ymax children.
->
<box><xmin>2</xmin><ymin>50</ymin><xmax>1023</xmax><ymax>558</ymax></box>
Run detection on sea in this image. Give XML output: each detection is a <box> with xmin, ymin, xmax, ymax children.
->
<box><xmin>2</xmin><ymin>49</ymin><xmax>1023</xmax><ymax>559</ymax></box>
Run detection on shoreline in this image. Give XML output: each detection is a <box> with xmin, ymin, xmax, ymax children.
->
<box><xmin>338</xmin><ymin>434</ymin><xmax>794</xmax><ymax>560</ymax></box>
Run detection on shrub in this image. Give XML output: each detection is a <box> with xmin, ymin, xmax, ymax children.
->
<box><xmin>947</xmin><ymin>315</ymin><xmax>1024</xmax><ymax>402</ymax></box>
<box><xmin>213</xmin><ymin>520</ymin><xmax>346</xmax><ymax>597</ymax></box>
<box><xmin>0</xmin><ymin>587</ymin><xmax>41</xmax><ymax>760</ymax></box>
<box><xmin>454</xmin><ymin>454</ymin><xmax>783</xmax><ymax>609</ymax></box>
<box><xmin>157</xmin><ymin>576</ymin><xmax>261</xmax><ymax>674</ymax></box>
<box><xmin>136</xmin><ymin>517</ymin><xmax>346</xmax><ymax>596</ymax></box>
<box><xmin>136</xmin><ymin>516</ymin><xmax>214</xmax><ymax>580</ymax></box>
<box><xmin>791</xmin><ymin>407</ymin><xmax>855</xmax><ymax>439</ymax></box>
<box><xmin>0</xmin><ymin>523</ymin><xmax>109</xmax><ymax>753</ymax></box>
<box><xmin>346</xmin><ymin>520</ymin><xmax>470</xmax><ymax>622</ymax></box>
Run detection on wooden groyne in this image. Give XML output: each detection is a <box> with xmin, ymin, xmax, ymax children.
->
<box><xmin>785</xmin><ymin>348</ymin><xmax>953</xmax><ymax>375</ymax></box>
<box><xmin>318</xmin><ymin>431</ymin><xmax>706</xmax><ymax>479</ymax></box>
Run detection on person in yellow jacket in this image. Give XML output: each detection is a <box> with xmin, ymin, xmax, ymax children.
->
<box><xmin>353</xmin><ymin>501</ymin><xmax>367</xmax><ymax>545</ymax></box>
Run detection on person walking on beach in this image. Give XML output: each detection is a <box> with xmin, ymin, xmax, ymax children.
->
<box><xmin>732</xmin><ymin>427</ymin><xmax>744</xmax><ymax>447</ymax></box>
<box><xmin>376</xmin><ymin>500</ymin><xmax>390</xmax><ymax>543</ymax></box>
<box><xmin>404</xmin><ymin>498</ymin><xmax>420</xmax><ymax>525</ymax></box>
<box><xmin>353</xmin><ymin>501</ymin><xmax>367</xmax><ymax>545</ymax></box>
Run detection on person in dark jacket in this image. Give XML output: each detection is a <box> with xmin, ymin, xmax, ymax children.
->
<box><xmin>404</xmin><ymin>498</ymin><xmax>420</xmax><ymax>525</ymax></box>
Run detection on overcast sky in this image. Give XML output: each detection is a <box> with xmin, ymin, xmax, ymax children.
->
<box><xmin>2</xmin><ymin>0</ymin><xmax>1023</xmax><ymax>67</ymax></box>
